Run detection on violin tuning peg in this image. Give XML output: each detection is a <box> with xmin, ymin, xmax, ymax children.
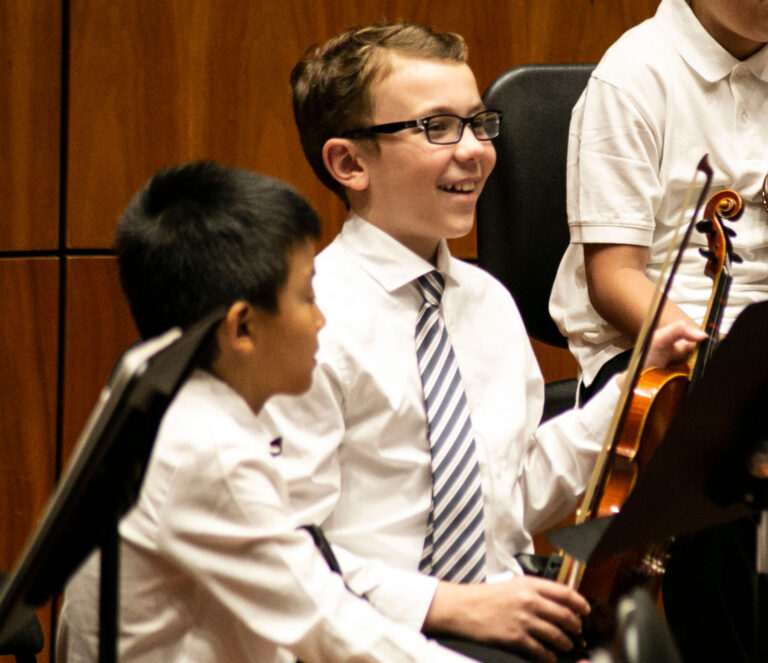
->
<box><xmin>724</xmin><ymin>226</ymin><xmax>737</xmax><ymax>238</ymax></box>
<box><xmin>695</xmin><ymin>219</ymin><xmax>713</xmax><ymax>233</ymax></box>
<box><xmin>698</xmin><ymin>248</ymin><xmax>716</xmax><ymax>260</ymax></box>
<box><xmin>731</xmin><ymin>252</ymin><xmax>743</xmax><ymax>263</ymax></box>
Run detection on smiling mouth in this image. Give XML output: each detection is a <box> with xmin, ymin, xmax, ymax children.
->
<box><xmin>438</xmin><ymin>181</ymin><xmax>478</xmax><ymax>193</ymax></box>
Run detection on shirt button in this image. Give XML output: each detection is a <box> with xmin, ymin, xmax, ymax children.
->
<box><xmin>741</xmin><ymin>110</ymin><xmax>749</xmax><ymax>122</ymax></box>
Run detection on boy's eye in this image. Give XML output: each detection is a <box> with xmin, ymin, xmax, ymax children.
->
<box><xmin>472</xmin><ymin>118</ymin><xmax>488</xmax><ymax>138</ymax></box>
<box><xmin>425</xmin><ymin>116</ymin><xmax>454</xmax><ymax>137</ymax></box>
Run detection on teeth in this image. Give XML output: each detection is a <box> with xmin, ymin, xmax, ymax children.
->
<box><xmin>440</xmin><ymin>182</ymin><xmax>476</xmax><ymax>193</ymax></box>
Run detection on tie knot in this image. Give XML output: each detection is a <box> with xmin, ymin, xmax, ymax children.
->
<box><xmin>416</xmin><ymin>271</ymin><xmax>445</xmax><ymax>307</ymax></box>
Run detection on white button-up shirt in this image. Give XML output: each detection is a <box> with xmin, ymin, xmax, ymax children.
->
<box><xmin>263</xmin><ymin>214</ymin><xmax>621</xmax><ymax>630</ymax></box>
<box><xmin>57</xmin><ymin>371</ymin><xmax>475</xmax><ymax>663</ymax></box>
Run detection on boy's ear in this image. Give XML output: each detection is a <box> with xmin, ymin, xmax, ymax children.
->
<box><xmin>220</xmin><ymin>301</ymin><xmax>257</xmax><ymax>354</ymax></box>
<box><xmin>322</xmin><ymin>138</ymin><xmax>370</xmax><ymax>192</ymax></box>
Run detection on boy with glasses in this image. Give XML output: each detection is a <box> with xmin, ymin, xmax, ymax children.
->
<box><xmin>263</xmin><ymin>23</ymin><xmax>703</xmax><ymax>663</ymax></box>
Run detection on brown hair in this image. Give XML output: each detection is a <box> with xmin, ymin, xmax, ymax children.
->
<box><xmin>290</xmin><ymin>23</ymin><xmax>467</xmax><ymax>202</ymax></box>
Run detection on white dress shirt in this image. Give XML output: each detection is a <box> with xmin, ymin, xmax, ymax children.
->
<box><xmin>263</xmin><ymin>214</ymin><xmax>621</xmax><ymax>630</ymax></box>
<box><xmin>56</xmin><ymin>370</ymin><xmax>474</xmax><ymax>663</ymax></box>
<box><xmin>550</xmin><ymin>0</ymin><xmax>768</xmax><ymax>387</ymax></box>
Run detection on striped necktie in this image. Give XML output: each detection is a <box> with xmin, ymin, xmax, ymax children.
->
<box><xmin>415</xmin><ymin>270</ymin><xmax>487</xmax><ymax>583</ymax></box>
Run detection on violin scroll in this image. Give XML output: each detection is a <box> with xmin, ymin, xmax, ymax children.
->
<box><xmin>695</xmin><ymin>189</ymin><xmax>743</xmax><ymax>279</ymax></box>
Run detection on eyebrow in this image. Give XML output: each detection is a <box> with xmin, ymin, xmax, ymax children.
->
<box><xmin>419</xmin><ymin>103</ymin><xmax>486</xmax><ymax>116</ymax></box>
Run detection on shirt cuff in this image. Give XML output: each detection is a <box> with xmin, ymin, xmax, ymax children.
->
<box><xmin>570</xmin><ymin>221</ymin><xmax>653</xmax><ymax>247</ymax></box>
<box><xmin>340</xmin><ymin>552</ymin><xmax>439</xmax><ymax>630</ymax></box>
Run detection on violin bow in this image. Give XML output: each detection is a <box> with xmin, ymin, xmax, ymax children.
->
<box><xmin>558</xmin><ymin>154</ymin><xmax>714</xmax><ymax>586</ymax></box>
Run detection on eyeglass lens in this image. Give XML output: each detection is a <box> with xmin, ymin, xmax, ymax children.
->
<box><xmin>425</xmin><ymin>112</ymin><xmax>500</xmax><ymax>144</ymax></box>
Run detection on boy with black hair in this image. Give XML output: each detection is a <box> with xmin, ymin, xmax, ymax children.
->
<box><xmin>263</xmin><ymin>23</ymin><xmax>704</xmax><ymax>663</ymax></box>
<box><xmin>57</xmin><ymin>160</ymin><xmax>476</xmax><ymax>663</ymax></box>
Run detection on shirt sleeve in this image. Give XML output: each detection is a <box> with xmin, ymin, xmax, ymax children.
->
<box><xmin>262</xmin><ymin>363</ymin><xmax>440</xmax><ymax>632</ymax></box>
<box><xmin>155</xmin><ymin>444</ymin><xmax>470</xmax><ymax>663</ymax></box>
<box><xmin>567</xmin><ymin>75</ymin><xmax>662</xmax><ymax>248</ymax></box>
<box><xmin>519</xmin><ymin>377</ymin><xmax>622</xmax><ymax>535</ymax></box>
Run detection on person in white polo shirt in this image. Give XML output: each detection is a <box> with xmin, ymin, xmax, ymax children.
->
<box><xmin>549</xmin><ymin>1</ymin><xmax>768</xmax><ymax>660</ymax></box>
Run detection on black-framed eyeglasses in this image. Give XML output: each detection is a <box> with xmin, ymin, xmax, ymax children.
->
<box><xmin>342</xmin><ymin>109</ymin><xmax>502</xmax><ymax>145</ymax></box>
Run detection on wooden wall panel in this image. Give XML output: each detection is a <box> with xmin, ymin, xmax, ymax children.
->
<box><xmin>0</xmin><ymin>258</ymin><xmax>58</xmax><ymax>563</ymax></box>
<box><xmin>0</xmin><ymin>2</ymin><xmax>61</xmax><ymax>251</ymax></box>
<box><xmin>67</xmin><ymin>0</ymin><xmax>658</xmax><ymax>255</ymax></box>
<box><xmin>61</xmin><ymin>257</ymin><xmax>137</xmax><ymax>466</ymax></box>
<box><xmin>0</xmin><ymin>258</ymin><xmax>59</xmax><ymax>663</ymax></box>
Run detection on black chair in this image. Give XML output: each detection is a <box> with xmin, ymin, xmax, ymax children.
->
<box><xmin>477</xmin><ymin>63</ymin><xmax>595</xmax><ymax>420</ymax></box>
<box><xmin>0</xmin><ymin>572</ymin><xmax>43</xmax><ymax>663</ymax></box>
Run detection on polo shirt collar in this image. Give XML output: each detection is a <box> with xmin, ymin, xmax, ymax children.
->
<box><xmin>657</xmin><ymin>0</ymin><xmax>768</xmax><ymax>83</ymax></box>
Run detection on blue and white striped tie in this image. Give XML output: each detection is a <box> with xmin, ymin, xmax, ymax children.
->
<box><xmin>415</xmin><ymin>270</ymin><xmax>487</xmax><ymax>583</ymax></box>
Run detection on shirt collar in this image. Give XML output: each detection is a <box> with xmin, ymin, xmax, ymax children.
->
<box><xmin>745</xmin><ymin>34</ymin><xmax>768</xmax><ymax>81</ymax></box>
<box><xmin>338</xmin><ymin>212</ymin><xmax>456</xmax><ymax>294</ymax></box>
<box><xmin>657</xmin><ymin>0</ymin><xmax>768</xmax><ymax>82</ymax></box>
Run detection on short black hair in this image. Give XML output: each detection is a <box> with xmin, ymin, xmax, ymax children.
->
<box><xmin>116</xmin><ymin>161</ymin><xmax>320</xmax><ymax>339</ymax></box>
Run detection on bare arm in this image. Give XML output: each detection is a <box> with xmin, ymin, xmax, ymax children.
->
<box><xmin>586</xmin><ymin>243</ymin><xmax>708</xmax><ymax>384</ymax></box>
<box><xmin>423</xmin><ymin>577</ymin><xmax>590</xmax><ymax>663</ymax></box>
<box><xmin>583</xmin><ymin>243</ymin><xmax>696</xmax><ymax>342</ymax></box>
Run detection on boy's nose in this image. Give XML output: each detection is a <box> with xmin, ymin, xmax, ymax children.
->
<box><xmin>454</xmin><ymin>127</ymin><xmax>488</xmax><ymax>160</ymax></box>
<box><xmin>315</xmin><ymin>305</ymin><xmax>326</xmax><ymax>331</ymax></box>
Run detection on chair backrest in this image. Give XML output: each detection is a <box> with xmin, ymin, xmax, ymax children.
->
<box><xmin>477</xmin><ymin>63</ymin><xmax>594</xmax><ymax>348</ymax></box>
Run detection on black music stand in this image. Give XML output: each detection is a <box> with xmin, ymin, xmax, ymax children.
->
<box><xmin>549</xmin><ymin>300</ymin><xmax>768</xmax><ymax>661</ymax></box>
<box><xmin>0</xmin><ymin>309</ymin><xmax>224</xmax><ymax>663</ymax></box>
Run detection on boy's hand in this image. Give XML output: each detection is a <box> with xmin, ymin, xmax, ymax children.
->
<box><xmin>613</xmin><ymin>320</ymin><xmax>706</xmax><ymax>390</ymax></box>
<box><xmin>425</xmin><ymin>576</ymin><xmax>590</xmax><ymax>663</ymax></box>
<box><xmin>642</xmin><ymin>320</ymin><xmax>707</xmax><ymax>370</ymax></box>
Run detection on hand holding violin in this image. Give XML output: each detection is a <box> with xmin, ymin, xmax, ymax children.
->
<box><xmin>616</xmin><ymin>321</ymin><xmax>707</xmax><ymax>389</ymax></box>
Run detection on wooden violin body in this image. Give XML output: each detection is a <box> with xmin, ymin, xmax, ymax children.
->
<box><xmin>596</xmin><ymin>365</ymin><xmax>690</xmax><ymax>519</ymax></box>
<box><xmin>557</xmin><ymin>181</ymin><xmax>743</xmax><ymax>648</ymax></box>
<box><xmin>567</xmin><ymin>365</ymin><xmax>690</xmax><ymax>644</ymax></box>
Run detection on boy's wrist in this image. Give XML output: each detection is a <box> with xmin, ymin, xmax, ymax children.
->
<box><xmin>423</xmin><ymin>581</ymin><xmax>479</xmax><ymax>636</ymax></box>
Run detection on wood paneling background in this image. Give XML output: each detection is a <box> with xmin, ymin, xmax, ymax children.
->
<box><xmin>61</xmin><ymin>258</ymin><xmax>137</xmax><ymax>463</ymax></box>
<box><xmin>1</xmin><ymin>2</ymin><xmax>659</xmax><ymax>661</ymax></box>
<box><xmin>66</xmin><ymin>0</ymin><xmax>658</xmax><ymax>254</ymax></box>
<box><xmin>0</xmin><ymin>2</ymin><xmax>61</xmax><ymax>251</ymax></box>
<box><xmin>0</xmin><ymin>260</ymin><xmax>59</xmax><ymax>662</ymax></box>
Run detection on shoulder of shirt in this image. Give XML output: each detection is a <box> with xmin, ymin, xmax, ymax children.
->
<box><xmin>448</xmin><ymin>257</ymin><xmax>520</xmax><ymax>307</ymax></box>
<box><xmin>582</xmin><ymin>16</ymin><xmax>675</xmax><ymax>130</ymax></box>
<box><xmin>592</xmin><ymin>15</ymin><xmax>672</xmax><ymax>87</ymax></box>
<box><xmin>159</xmin><ymin>372</ymin><xmax>275</xmax><ymax>462</ymax></box>
<box><xmin>134</xmin><ymin>374</ymin><xmax>286</xmax><ymax>529</ymax></box>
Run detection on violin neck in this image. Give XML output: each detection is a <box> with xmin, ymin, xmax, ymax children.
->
<box><xmin>689</xmin><ymin>268</ymin><xmax>731</xmax><ymax>387</ymax></box>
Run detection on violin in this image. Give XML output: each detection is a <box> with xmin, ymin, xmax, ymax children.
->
<box><xmin>555</xmin><ymin>156</ymin><xmax>743</xmax><ymax>646</ymax></box>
